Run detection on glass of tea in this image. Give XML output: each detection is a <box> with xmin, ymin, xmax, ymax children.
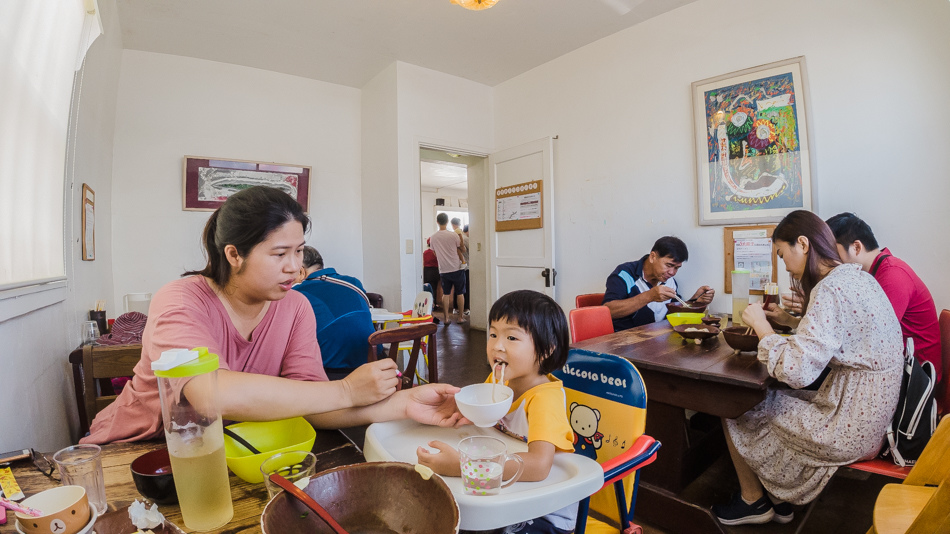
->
<box><xmin>762</xmin><ymin>283</ymin><xmax>780</xmax><ymax>308</ymax></box>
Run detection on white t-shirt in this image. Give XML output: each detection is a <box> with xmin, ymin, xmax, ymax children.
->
<box><xmin>429</xmin><ymin>229</ymin><xmax>462</xmax><ymax>274</ymax></box>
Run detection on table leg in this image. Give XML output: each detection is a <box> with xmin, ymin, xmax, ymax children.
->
<box><xmin>634</xmin><ymin>482</ymin><xmax>726</xmax><ymax>534</ymax></box>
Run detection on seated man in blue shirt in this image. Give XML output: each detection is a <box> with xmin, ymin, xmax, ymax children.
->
<box><xmin>293</xmin><ymin>247</ymin><xmax>375</xmax><ymax>380</ymax></box>
<box><xmin>603</xmin><ymin>236</ymin><xmax>715</xmax><ymax>331</ymax></box>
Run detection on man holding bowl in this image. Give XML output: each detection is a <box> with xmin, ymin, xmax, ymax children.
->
<box><xmin>603</xmin><ymin>236</ymin><xmax>715</xmax><ymax>331</ymax></box>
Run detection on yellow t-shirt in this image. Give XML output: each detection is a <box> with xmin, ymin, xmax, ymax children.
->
<box><xmin>485</xmin><ymin>373</ymin><xmax>573</xmax><ymax>452</ymax></box>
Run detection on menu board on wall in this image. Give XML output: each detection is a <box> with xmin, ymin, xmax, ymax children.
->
<box><xmin>495</xmin><ymin>180</ymin><xmax>543</xmax><ymax>232</ymax></box>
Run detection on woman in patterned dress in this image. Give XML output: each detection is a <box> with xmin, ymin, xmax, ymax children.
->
<box><xmin>713</xmin><ymin>210</ymin><xmax>904</xmax><ymax>526</ymax></box>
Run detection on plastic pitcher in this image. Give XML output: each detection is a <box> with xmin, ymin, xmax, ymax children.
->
<box><xmin>731</xmin><ymin>270</ymin><xmax>750</xmax><ymax>326</ymax></box>
<box><xmin>152</xmin><ymin>348</ymin><xmax>233</xmax><ymax>531</ymax></box>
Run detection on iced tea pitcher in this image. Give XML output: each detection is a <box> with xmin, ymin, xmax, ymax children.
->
<box><xmin>731</xmin><ymin>270</ymin><xmax>751</xmax><ymax>327</ymax></box>
<box><xmin>152</xmin><ymin>347</ymin><xmax>233</xmax><ymax>531</ymax></box>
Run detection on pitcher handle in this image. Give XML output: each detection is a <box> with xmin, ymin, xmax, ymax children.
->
<box><xmin>500</xmin><ymin>453</ymin><xmax>525</xmax><ymax>488</ymax></box>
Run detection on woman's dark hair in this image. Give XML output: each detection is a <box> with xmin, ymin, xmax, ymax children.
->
<box><xmin>183</xmin><ymin>186</ymin><xmax>310</xmax><ymax>287</ymax></box>
<box><xmin>488</xmin><ymin>290</ymin><xmax>570</xmax><ymax>375</ymax></box>
<box><xmin>772</xmin><ymin>210</ymin><xmax>840</xmax><ymax>311</ymax></box>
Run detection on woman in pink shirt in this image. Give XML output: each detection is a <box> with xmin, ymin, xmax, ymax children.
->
<box><xmin>83</xmin><ymin>187</ymin><xmax>464</xmax><ymax>444</ymax></box>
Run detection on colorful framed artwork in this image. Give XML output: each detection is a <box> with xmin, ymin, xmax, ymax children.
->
<box><xmin>692</xmin><ymin>57</ymin><xmax>815</xmax><ymax>225</ymax></box>
<box><xmin>182</xmin><ymin>156</ymin><xmax>311</xmax><ymax>212</ymax></box>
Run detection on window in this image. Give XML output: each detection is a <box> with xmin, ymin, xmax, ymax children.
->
<box><xmin>0</xmin><ymin>0</ymin><xmax>100</xmax><ymax>321</ymax></box>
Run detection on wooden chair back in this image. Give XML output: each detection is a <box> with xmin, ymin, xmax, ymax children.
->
<box><xmin>569</xmin><ymin>306</ymin><xmax>614</xmax><ymax>344</ymax></box>
<box><xmin>938</xmin><ymin>309</ymin><xmax>950</xmax><ymax>414</ymax></box>
<box><xmin>366</xmin><ymin>292</ymin><xmax>384</xmax><ymax>309</ymax></box>
<box><xmin>367</xmin><ymin>323</ymin><xmax>438</xmax><ymax>388</ymax></box>
<box><xmin>78</xmin><ymin>344</ymin><xmax>142</xmax><ymax>434</ymax></box>
<box><xmin>575</xmin><ymin>293</ymin><xmax>605</xmax><ymax>308</ymax></box>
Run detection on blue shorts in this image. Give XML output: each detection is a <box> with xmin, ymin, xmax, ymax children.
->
<box><xmin>440</xmin><ymin>270</ymin><xmax>466</xmax><ymax>295</ymax></box>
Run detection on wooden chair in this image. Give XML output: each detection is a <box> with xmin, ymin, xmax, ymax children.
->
<box><xmin>869</xmin><ymin>416</ymin><xmax>950</xmax><ymax>533</ymax></box>
<box><xmin>576</xmin><ymin>293</ymin><xmax>606</xmax><ymax>309</ymax></box>
<box><xmin>569</xmin><ymin>306</ymin><xmax>614</xmax><ymax>344</ymax></box>
<box><xmin>553</xmin><ymin>349</ymin><xmax>660</xmax><ymax>534</ymax></box>
<box><xmin>366</xmin><ymin>292</ymin><xmax>384</xmax><ymax>309</ymax></box>
<box><xmin>368</xmin><ymin>322</ymin><xmax>438</xmax><ymax>389</ymax></box>
<box><xmin>73</xmin><ymin>344</ymin><xmax>142</xmax><ymax>435</ymax></box>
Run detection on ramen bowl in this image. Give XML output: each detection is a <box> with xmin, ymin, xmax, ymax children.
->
<box><xmin>261</xmin><ymin>462</ymin><xmax>459</xmax><ymax>534</ymax></box>
<box><xmin>130</xmin><ymin>447</ymin><xmax>177</xmax><ymax>504</ymax></box>
<box><xmin>673</xmin><ymin>324</ymin><xmax>720</xmax><ymax>343</ymax></box>
<box><xmin>722</xmin><ymin>326</ymin><xmax>760</xmax><ymax>352</ymax></box>
<box><xmin>666</xmin><ymin>312</ymin><xmax>704</xmax><ymax>327</ymax></box>
<box><xmin>666</xmin><ymin>302</ymin><xmax>708</xmax><ymax>315</ymax></box>
<box><xmin>454</xmin><ymin>383</ymin><xmax>514</xmax><ymax>428</ymax></box>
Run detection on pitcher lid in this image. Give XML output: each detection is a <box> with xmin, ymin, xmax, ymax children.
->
<box><xmin>153</xmin><ymin>347</ymin><xmax>219</xmax><ymax>377</ymax></box>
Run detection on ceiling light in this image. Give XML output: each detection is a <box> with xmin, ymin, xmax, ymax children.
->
<box><xmin>451</xmin><ymin>0</ymin><xmax>499</xmax><ymax>11</ymax></box>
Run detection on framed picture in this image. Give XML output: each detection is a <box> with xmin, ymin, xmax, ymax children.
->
<box><xmin>182</xmin><ymin>156</ymin><xmax>311</xmax><ymax>212</ymax></box>
<box><xmin>692</xmin><ymin>57</ymin><xmax>815</xmax><ymax>226</ymax></box>
<box><xmin>81</xmin><ymin>184</ymin><xmax>95</xmax><ymax>261</ymax></box>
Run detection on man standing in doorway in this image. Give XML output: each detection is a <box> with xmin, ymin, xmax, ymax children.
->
<box><xmin>430</xmin><ymin>213</ymin><xmax>466</xmax><ymax>324</ymax></box>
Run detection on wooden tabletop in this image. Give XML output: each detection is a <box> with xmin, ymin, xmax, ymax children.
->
<box><xmin>0</xmin><ymin>430</ymin><xmax>364</xmax><ymax>534</ymax></box>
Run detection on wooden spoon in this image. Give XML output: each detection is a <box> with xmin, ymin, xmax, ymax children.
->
<box><xmin>268</xmin><ymin>473</ymin><xmax>348</xmax><ymax>534</ymax></box>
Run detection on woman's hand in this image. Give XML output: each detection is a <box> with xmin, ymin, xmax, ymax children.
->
<box><xmin>781</xmin><ymin>290</ymin><xmax>805</xmax><ymax>315</ymax></box>
<box><xmin>764</xmin><ymin>303</ymin><xmax>801</xmax><ymax>329</ymax></box>
<box><xmin>417</xmin><ymin>440</ymin><xmax>461</xmax><ymax>476</ymax></box>
<box><xmin>741</xmin><ymin>302</ymin><xmax>774</xmax><ymax>338</ymax></box>
<box><xmin>340</xmin><ymin>359</ymin><xmax>399</xmax><ymax>407</ymax></box>
<box><xmin>405</xmin><ymin>383</ymin><xmax>469</xmax><ymax>427</ymax></box>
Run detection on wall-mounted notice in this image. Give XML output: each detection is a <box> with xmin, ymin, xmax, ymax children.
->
<box><xmin>723</xmin><ymin>224</ymin><xmax>777</xmax><ymax>294</ymax></box>
<box><xmin>495</xmin><ymin>180</ymin><xmax>543</xmax><ymax>232</ymax></box>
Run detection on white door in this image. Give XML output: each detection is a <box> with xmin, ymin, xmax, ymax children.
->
<box><xmin>488</xmin><ymin>137</ymin><xmax>556</xmax><ymax>302</ymax></box>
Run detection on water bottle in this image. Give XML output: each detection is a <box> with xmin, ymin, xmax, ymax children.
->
<box><xmin>152</xmin><ymin>348</ymin><xmax>233</xmax><ymax>531</ymax></box>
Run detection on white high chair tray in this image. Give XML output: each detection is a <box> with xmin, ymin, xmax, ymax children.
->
<box><xmin>363</xmin><ymin>419</ymin><xmax>603</xmax><ymax>530</ymax></box>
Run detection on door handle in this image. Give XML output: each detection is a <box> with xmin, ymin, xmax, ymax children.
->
<box><xmin>541</xmin><ymin>268</ymin><xmax>551</xmax><ymax>287</ymax></box>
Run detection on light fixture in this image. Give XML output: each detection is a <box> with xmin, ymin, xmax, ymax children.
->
<box><xmin>451</xmin><ymin>0</ymin><xmax>499</xmax><ymax>11</ymax></box>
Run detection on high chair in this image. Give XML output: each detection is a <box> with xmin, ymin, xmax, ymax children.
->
<box><xmin>553</xmin><ymin>349</ymin><xmax>661</xmax><ymax>534</ymax></box>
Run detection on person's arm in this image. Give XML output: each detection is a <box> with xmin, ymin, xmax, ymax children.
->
<box><xmin>688</xmin><ymin>285</ymin><xmax>715</xmax><ymax>304</ymax></box>
<box><xmin>416</xmin><ymin>439</ymin><xmax>555</xmax><ymax>481</ymax></box>
<box><xmin>183</xmin><ymin>359</ymin><xmax>400</xmax><ymax>421</ymax></box>
<box><xmin>306</xmin><ymin>382</ymin><xmax>467</xmax><ymax>429</ymax></box>
<box><xmin>763</xmin><ymin>303</ymin><xmax>802</xmax><ymax>329</ymax></box>
<box><xmin>604</xmin><ymin>284</ymin><xmax>676</xmax><ymax>319</ymax></box>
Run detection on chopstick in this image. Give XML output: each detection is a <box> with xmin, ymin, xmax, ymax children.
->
<box><xmin>223</xmin><ymin>428</ymin><xmax>261</xmax><ymax>455</ymax></box>
<box><xmin>744</xmin><ymin>326</ymin><xmax>753</xmax><ymax>335</ymax></box>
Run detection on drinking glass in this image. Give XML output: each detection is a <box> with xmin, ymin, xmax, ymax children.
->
<box><xmin>458</xmin><ymin>436</ymin><xmax>524</xmax><ymax>496</ymax></box>
<box><xmin>52</xmin><ymin>444</ymin><xmax>107</xmax><ymax>515</ymax></box>
<box><xmin>81</xmin><ymin>321</ymin><xmax>100</xmax><ymax>345</ymax></box>
<box><xmin>260</xmin><ymin>451</ymin><xmax>317</xmax><ymax>500</ymax></box>
<box><xmin>762</xmin><ymin>283</ymin><xmax>780</xmax><ymax>308</ymax></box>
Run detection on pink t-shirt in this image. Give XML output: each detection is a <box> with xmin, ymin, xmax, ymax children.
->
<box><xmin>429</xmin><ymin>229</ymin><xmax>462</xmax><ymax>274</ymax></box>
<box><xmin>81</xmin><ymin>276</ymin><xmax>327</xmax><ymax>444</ymax></box>
<box><xmin>872</xmin><ymin>248</ymin><xmax>942</xmax><ymax>381</ymax></box>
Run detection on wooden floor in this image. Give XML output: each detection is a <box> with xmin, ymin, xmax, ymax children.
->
<box><xmin>342</xmin><ymin>321</ymin><xmax>889</xmax><ymax>534</ymax></box>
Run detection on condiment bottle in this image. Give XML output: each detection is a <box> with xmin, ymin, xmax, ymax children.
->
<box><xmin>152</xmin><ymin>348</ymin><xmax>233</xmax><ymax>531</ymax></box>
<box><xmin>731</xmin><ymin>270</ymin><xmax>751</xmax><ymax>326</ymax></box>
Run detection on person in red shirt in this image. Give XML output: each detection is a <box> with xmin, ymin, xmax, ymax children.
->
<box><xmin>826</xmin><ymin>213</ymin><xmax>942</xmax><ymax>383</ymax></box>
<box><xmin>423</xmin><ymin>238</ymin><xmax>443</xmax><ymax>306</ymax></box>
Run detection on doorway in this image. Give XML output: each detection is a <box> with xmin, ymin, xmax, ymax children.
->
<box><xmin>419</xmin><ymin>147</ymin><xmax>487</xmax><ymax>329</ymax></box>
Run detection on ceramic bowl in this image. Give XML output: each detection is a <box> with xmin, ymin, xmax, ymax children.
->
<box><xmin>454</xmin><ymin>383</ymin><xmax>514</xmax><ymax>428</ymax></box>
<box><xmin>666</xmin><ymin>312</ymin><xmax>704</xmax><ymax>327</ymax></box>
<box><xmin>722</xmin><ymin>326</ymin><xmax>760</xmax><ymax>352</ymax></box>
<box><xmin>225</xmin><ymin>417</ymin><xmax>317</xmax><ymax>483</ymax></box>
<box><xmin>666</xmin><ymin>302</ymin><xmax>708</xmax><ymax>315</ymax></box>
<box><xmin>261</xmin><ymin>462</ymin><xmax>459</xmax><ymax>534</ymax></box>
<box><xmin>88</xmin><ymin>504</ymin><xmax>186</xmax><ymax>534</ymax></box>
<box><xmin>130</xmin><ymin>448</ymin><xmax>178</xmax><ymax>504</ymax></box>
<box><xmin>673</xmin><ymin>324</ymin><xmax>720</xmax><ymax>343</ymax></box>
<box><xmin>701</xmin><ymin>315</ymin><xmax>722</xmax><ymax>327</ymax></box>
<box><xmin>15</xmin><ymin>486</ymin><xmax>91</xmax><ymax>534</ymax></box>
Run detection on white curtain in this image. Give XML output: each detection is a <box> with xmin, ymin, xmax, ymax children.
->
<box><xmin>0</xmin><ymin>0</ymin><xmax>100</xmax><ymax>290</ymax></box>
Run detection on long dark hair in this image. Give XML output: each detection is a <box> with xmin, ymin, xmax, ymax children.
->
<box><xmin>772</xmin><ymin>210</ymin><xmax>840</xmax><ymax>312</ymax></box>
<box><xmin>488</xmin><ymin>290</ymin><xmax>570</xmax><ymax>375</ymax></box>
<box><xmin>183</xmin><ymin>186</ymin><xmax>310</xmax><ymax>287</ymax></box>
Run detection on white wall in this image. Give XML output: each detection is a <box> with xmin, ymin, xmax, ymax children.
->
<box><xmin>494</xmin><ymin>0</ymin><xmax>950</xmax><ymax>315</ymax></box>
<box><xmin>0</xmin><ymin>0</ymin><xmax>124</xmax><ymax>450</ymax></box>
<box><xmin>394</xmin><ymin>62</ymin><xmax>494</xmax><ymax>311</ymax></box>
<box><xmin>110</xmin><ymin>51</ymin><xmax>364</xmax><ymax>309</ymax></box>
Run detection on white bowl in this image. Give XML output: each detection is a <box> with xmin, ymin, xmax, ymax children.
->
<box><xmin>16</xmin><ymin>503</ymin><xmax>98</xmax><ymax>534</ymax></box>
<box><xmin>455</xmin><ymin>383</ymin><xmax>514</xmax><ymax>428</ymax></box>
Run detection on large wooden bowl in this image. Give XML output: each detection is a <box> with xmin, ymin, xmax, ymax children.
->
<box><xmin>673</xmin><ymin>324</ymin><xmax>720</xmax><ymax>343</ymax></box>
<box><xmin>666</xmin><ymin>302</ymin><xmax>708</xmax><ymax>314</ymax></box>
<box><xmin>722</xmin><ymin>326</ymin><xmax>760</xmax><ymax>352</ymax></box>
<box><xmin>261</xmin><ymin>462</ymin><xmax>459</xmax><ymax>534</ymax></box>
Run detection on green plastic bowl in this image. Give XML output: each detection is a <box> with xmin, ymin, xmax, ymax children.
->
<box><xmin>224</xmin><ymin>417</ymin><xmax>316</xmax><ymax>483</ymax></box>
<box><xmin>666</xmin><ymin>312</ymin><xmax>704</xmax><ymax>327</ymax></box>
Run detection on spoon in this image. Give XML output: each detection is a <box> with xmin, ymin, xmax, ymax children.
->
<box><xmin>268</xmin><ymin>473</ymin><xmax>348</xmax><ymax>534</ymax></box>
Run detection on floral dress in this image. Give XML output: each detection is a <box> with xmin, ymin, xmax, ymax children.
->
<box><xmin>725</xmin><ymin>264</ymin><xmax>903</xmax><ymax>504</ymax></box>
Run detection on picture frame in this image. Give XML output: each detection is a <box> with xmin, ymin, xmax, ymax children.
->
<box><xmin>182</xmin><ymin>156</ymin><xmax>311</xmax><ymax>212</ymax></box>
<box><xmin>692</xmin><ymin>57</ymin><xmax>815</xmax><ymax>226</ymax></box>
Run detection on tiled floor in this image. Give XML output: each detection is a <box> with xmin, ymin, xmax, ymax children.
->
<box><xmin>342</xmin><ymin>321</ymin><xmax>890</xmax><ymax>534</ymax></box>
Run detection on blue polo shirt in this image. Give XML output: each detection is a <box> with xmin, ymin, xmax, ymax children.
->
<box><xmin>603</xmin><ymin>255</ymin><xmax>680</xmax><ymax>331</ymax></box>
<box><xmin>293</xmin><ymin>268</ymin><xmax>374</xmax><ymax>371</ymax></box>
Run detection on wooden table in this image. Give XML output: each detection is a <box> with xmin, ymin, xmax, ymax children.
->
<box><xmin>0</xmin><ymin>430</ymin><xmax>364</xmax><ymax>533</ymax></box>
<box><xmin>573</xmin><ymin>321</ymin><xmax>774</xmax><ymax>534</ymax></box>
